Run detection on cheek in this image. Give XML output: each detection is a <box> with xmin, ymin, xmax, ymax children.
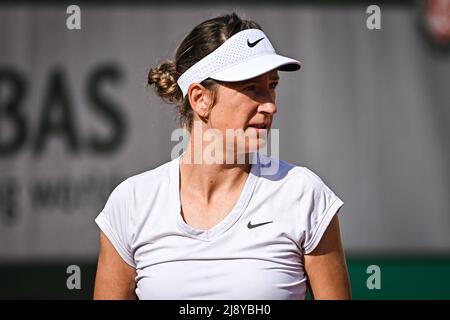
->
<box><xmin>212</xmin><ymin>107</ymin><xmax>237</xmax><ymax>127</ymax></box>
<box><xmin>212</xmin><ymin>101</ymin><xmax>252</xmax><ymax>129</ymax></box>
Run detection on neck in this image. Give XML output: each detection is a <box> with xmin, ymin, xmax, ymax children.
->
<box><xmin>179</xmin><ymin>143</ymin><xmax>253</xmax><ymax>203</ymax></box>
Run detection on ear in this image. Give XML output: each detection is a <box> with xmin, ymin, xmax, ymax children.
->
<box><xmin>187</xmin><ymin>83</ymin><xmax>213</xmax><ymax>120</ymax></box>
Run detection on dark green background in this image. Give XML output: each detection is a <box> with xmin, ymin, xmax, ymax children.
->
<box><xmin>1</xmin><ymin>256</ymin><xmax>449</xmax><ymax>299</ymax></box>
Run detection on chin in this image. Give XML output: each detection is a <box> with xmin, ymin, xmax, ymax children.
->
<box><xmin>228</xmin><ymin>127</ymin><xmax>269</xmax><ymax>155</ymax></box>
<box><xmin>246</xmin><ymin>138</ymin><xmax>268</xmax><ymax>153</ymax></box>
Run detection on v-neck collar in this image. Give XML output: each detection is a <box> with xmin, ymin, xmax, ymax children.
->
<box><xmin>171</xmin><ymin>151</ymin><xmax>260</xmax><ymax>241</ymax></box>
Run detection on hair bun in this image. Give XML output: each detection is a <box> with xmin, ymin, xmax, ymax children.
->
<box><xmin>148</xmin><ymin>60</ymin><xmax>182</xmax><ymax>104</ymax></box>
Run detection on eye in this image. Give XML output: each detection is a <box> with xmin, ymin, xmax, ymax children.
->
<box><xmin>243</xmin><ymin>85</ymin><xmax>257</xmax><ymax>91</ymax></box>
<box><xmin>269</xmin><ymin>82</ymin><xmax>279</xmax><ymax>90</ymax></box>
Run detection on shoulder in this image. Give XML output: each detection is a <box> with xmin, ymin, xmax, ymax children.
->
<box><xmin>256</xmin><ymin>152</ymin><xmax>334</xmax><ymax>195</ymax></box>
<box><xmin>126</xmin><ymin>158</ymin><xmax>173</xmax><ymax>188</ymax></box>
<box><xmin>108</xmin><ymin>157</ymin><xmax>175</xmax><ymax>204</ymax></box>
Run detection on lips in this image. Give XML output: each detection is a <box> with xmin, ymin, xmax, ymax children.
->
<box><xmin>248</xmin><ymin>123</ymin><xmax>269</xmax><ymax>129</ymax></box>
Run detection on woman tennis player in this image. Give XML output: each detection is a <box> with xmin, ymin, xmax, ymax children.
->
<box><xmin>93</xmin><ymin>12</ymin><xmax>351</xmax><ymax>300</ymax></box>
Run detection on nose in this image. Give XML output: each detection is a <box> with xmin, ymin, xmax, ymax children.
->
<box><xmin>258</xmin><ymin>101</ymin><xmax>277</xmax><ymax>115</ymax></box>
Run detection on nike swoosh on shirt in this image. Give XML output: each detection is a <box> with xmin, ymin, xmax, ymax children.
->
<box><xmin>247</xmin><ymin>37</ymin><xmax>265</xmax><ymax>48</ymax></box>
<box><xmin>247</xmin><ymin>220</ymin><xmax>273</xmax><ymax>229</ymax></box>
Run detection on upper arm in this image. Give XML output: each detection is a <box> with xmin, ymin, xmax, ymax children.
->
<box><xmin>93</xmin><ymin>231</ymin><xmax>137</xmax><ymax>300</ymax></box>
<box><xmin>304</xmin><ymin>212</ymin><xmax>352</xmax><ymax>299</ymax></box>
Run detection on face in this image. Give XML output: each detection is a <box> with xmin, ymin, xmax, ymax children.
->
<box><xmin>207</xmin><ymin>69</ymin><xmax>279</xmax><ymax>156</ymax></box>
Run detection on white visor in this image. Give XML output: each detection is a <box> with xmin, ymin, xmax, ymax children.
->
<box><xmin>177</xmin><ymin>29</ymin><xmax>302</xmax><ymax>97</ymax></box>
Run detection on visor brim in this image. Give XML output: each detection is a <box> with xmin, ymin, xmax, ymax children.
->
<box><xmin>209</xmin><ymin>54</ymin><xmax>301</xmax><ymax>82</ymax></box>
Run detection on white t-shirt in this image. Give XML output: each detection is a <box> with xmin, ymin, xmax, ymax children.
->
<box><xmin>95</xmin><ymin>151</ymin><xmax>344</xmax><ymax>300</ymax></box>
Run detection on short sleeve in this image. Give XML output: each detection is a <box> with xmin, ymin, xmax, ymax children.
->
<box><xmin>94</xmin><ymin>180</ymin><xmax>136</xmax><ymax>268</ymax></box>
<box><xmin>300</xmin><ymin>167</ymin><xmax>344</xmax><ymax>255</ymax></box>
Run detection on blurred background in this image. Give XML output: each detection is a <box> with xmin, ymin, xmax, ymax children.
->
<box><xmin>1</xmin><ymin>0</ymin><xmax>449</xmax><ymax>299</ymax></box>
